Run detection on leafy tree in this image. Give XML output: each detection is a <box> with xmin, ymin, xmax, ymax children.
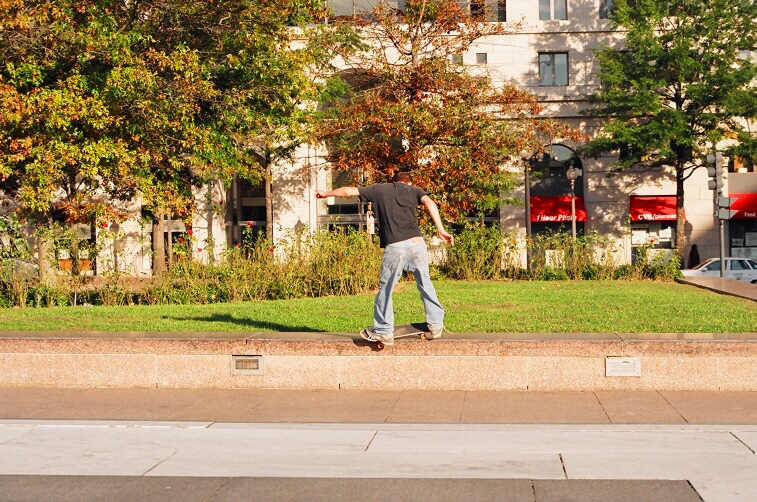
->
<box><xmin>316</xmin><ymin>0</ymin><xmax>580</xmax><ymax>221</ymax></box>
<box><xmin>100</xmin><ymin>0</ymin><xmax>333</xmax><ymax>266</ymax></box>
<box><xmin>0</xmin><ymin>1</ymin><xmax>146</xmax><ymax>278</ymax></box>
<box><xmin>0</xmin><ymin>0</ymin><xmax>332</xmax><ymax>275</ymax></box>
<box><xmin>581</xmin><ymin>0</ymin><xmax>757</xmax><ymax>257</ymax></box>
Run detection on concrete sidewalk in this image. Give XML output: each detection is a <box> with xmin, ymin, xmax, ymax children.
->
<box><xmin>1</xmin><ymin>421</ymin><xmax>755</xmax><ymax>501</ymax></box>
<box><xmin>677</xmin><ymin>276</ymin><xmax>757</xmax><ymax>302</ymax></box>
<box><xmin>2</xmin><ymin>388</ymin><xmax>757</xmax><ymax>424</ymax></box>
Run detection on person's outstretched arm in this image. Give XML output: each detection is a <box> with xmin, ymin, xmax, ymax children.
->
<box><xmin>421</xmin><ymin>195</ymin><xmax>454</xmax><ymax>245</ymax></box>
<box><xmin>315</xmin><ymin>187</ymin><xmax>359</xmax><ymax>198</ymax></box>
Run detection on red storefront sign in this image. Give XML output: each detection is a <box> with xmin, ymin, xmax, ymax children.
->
<box><xmin>530</xmin><ymin>196</ymin><xmax>587</xmax><ymax>223</ymax></box>
<box><xmin>730</xmin><ymin>193</ymin><xmax>757</xmax><ymax>219</ymax></box>
<box><xmin>630</xmin><ymin>195</ymin><xmax>677</xmax><ymax>222</ymax></box>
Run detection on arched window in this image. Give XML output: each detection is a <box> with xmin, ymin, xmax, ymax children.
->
<box><xmin>528</xmin><ymin>144</ymin><xmax>586</xmax><ymax>236</ymax></box>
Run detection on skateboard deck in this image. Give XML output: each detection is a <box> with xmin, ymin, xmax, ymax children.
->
<box><xmin>362</xmin><ymin>322</ymin><xmax>433</xmax><ymax>350</ymax></box>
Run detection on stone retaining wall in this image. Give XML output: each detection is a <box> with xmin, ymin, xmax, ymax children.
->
<box><xmin>1</xmin><ymin>334</ymin><xmax>756</xmax><ymax>391</ymax></box>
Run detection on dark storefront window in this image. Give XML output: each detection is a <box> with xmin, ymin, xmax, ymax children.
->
<box><xmin>528</xmin><ymin>144</ymin><xmax>584</xmax><ymax>236</ymax></box>
<box><xmin>730</xmin><ymin>219</ymin><xmax>757</xmax><ymax>260</ymax></box>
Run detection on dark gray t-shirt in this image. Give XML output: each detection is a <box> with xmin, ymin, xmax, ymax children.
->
<box><xmin>358</xmin><ymin>182</ymin><xmax>427</xmax><ymax>248</ymax></box>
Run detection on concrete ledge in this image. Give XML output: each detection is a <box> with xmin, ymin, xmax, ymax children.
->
<box><xmin>1</xmin><ymin>332</ymin><xmax>757</xmax><ymax>391</ymax></box>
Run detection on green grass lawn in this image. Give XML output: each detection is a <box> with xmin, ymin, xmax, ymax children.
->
<box><xmin>0</xmin><ymin>280</ymin><xmax>755</xmax><ymax>333</ymax></box>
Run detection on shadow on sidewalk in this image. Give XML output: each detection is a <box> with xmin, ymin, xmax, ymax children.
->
<box><xmin>164</xmin><ymin>314</ymin><xmax>325</xmax><ymax>332</ymax></box>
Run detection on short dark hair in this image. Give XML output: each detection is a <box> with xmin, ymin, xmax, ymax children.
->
<box><xmin>392</xmin><ymin>171</ymin><xmax>412</xmax><ymax>183</ymax></box>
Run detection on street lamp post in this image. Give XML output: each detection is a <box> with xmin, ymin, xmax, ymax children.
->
<box><xmin>566</xmin><ymin>166</ymin><xmax>579</xmax><ymax>240</ymax></box>
<box><xmin>523</xmin><ymin>156</ymin><xmax>533</xmax><ymax>271</ymax></box>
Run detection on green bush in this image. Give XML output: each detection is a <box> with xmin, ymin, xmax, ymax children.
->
<box><xmin>629</xmin><ymin>245</ymin><xmax>682</xmax><ymax>281</ymax></box>
<box><xmin>140</xmin><ymin>227</ymin><xmax>382</xmax><ymax>304</ymax></box>
<box><xmin>646</xmin><ymin>251</ymin><xmax>683</xmax><ymax>281</ymax></box>
<box><xmin>525</xmin><ymin>231</ymin><xmax>617</xmax><ymax>281</ymax></box>
<box><xmin>443</xmin><ymin>223</ymin><xmax>504</xmax><ymax>280</ymax></box>
<box><xmin>0</xmin><ymin>223</ymin><xmax>685</xmax><ymax>309</ymax></box>
<box><xmin>536</xmin><ymin>267</ymin><xmax>569</xmax><ymax>281</ymax></box>
<box><xmin>613</xmin><ymin>264</ymin><xmax>633</xmax><ymax>280</ymax></box>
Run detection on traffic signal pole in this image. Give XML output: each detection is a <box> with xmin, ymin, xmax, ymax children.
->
<box><xmin>720</xmin><ymin>219</ymin><xmax>726</xmax><ymax>278</ymax></box>
<box><xmin>708</xmin><ymin>152</ymin><xmax>730</xmax><ymax>278</ymax></box>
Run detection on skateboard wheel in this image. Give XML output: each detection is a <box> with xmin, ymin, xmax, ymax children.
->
<box><xmin>420</xmin><ymin>333</ymin><xmax>429</xmax><ymax>341</ymax></box>
<box><xmin>376</xmin><ymin>342</ymin><xmax>385</xmax><ymax>350</ymax></box>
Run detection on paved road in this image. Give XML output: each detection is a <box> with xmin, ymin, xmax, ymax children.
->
<box><xmin>1</xmin><ymin>421</ymin><xmax>755</xmax><ymax>501</ymax></box>
<box><xmin>0</xmin><ymin>476</ymin><xmax>701</xmax><ymax>502</ymax></box>
<box><xmin>3</xmin><ymin>388</ymin><xmax>757</xmax><ymax>424</ymax></box>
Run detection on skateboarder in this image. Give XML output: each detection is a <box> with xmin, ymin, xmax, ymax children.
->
<box><xmin>316</xmin><ymin>172</ymin><xmax>454</xmax><ymax>346</ymax></box>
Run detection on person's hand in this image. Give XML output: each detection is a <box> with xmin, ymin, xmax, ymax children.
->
<box><xmin>438</xmin><ymin>229</ymin><xmax>454</xmax><ymax>245</ymax></box>
<box><xmin>315</xmin><ymin>190</ymin><xmax>327</xmax><ymax>199</ymax></box>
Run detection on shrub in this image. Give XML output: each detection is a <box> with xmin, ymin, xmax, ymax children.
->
<box><xmin>646</xmin><ymin>251</ymin><xmax>682</xmax><ymax>281</ymax></box>
<box><xmin>443</xmin><ymin>223</ymin><xmax>504</xmax><ymax>280</ymax></box>
<box><xmin>141</xmin><ymin>227</ymin><xmax>382</xmax><ymax>304</ymax></box>
<box><xmin>629</xmin><ymin>245</ymin><xmax>682</xmax><ymax>281</ymax></box>
<box><xmin>537</xmin><ymin>266</ymin><xmax>569</xmax><ymax>281</ymax></box>
<box><xmin>526</xmin><ymin>230</ymin><xmax>617</xmax><ymax>281</ymax></box>
<box><xmin>613</xmin><ymin>264</ymin><xmax>633</xmax><ymax>280</ymax></box>
<box><xmin>0</xmin><ymin>223</ymin><xmax>685</xmax><ymax>309</ymax></box>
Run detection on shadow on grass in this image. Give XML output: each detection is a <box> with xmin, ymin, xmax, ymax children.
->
<box><xmin>164</xmin><ymin>313</ymin><xmax>325</xmax><ymax>332</ymax></box>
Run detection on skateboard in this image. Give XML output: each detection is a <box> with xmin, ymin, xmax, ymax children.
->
<box><xmin>361</xmin><ymin>322</ymin><xmax>434</xmax><ymax>350</ymax></box>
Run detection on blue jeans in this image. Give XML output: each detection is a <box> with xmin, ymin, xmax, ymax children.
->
<box><xmin>373</xmin><ymin>237</ymin><xmax>445</xmax><ymax>335</ymax></box>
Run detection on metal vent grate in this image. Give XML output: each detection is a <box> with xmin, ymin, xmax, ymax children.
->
<box><xmin>231</xmin><ymin>355</ymin><xmax>264</xmax><ymax>375</ymax></box>
<box><xmin>236</xmin><ymin>358</ymin><xmax>259</xmax><ymax>371</ymax></box>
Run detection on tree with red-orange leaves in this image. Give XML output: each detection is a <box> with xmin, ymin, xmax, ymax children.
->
<box><xmin>316</xmin><ymin>0</ymin><xmax>583</xmax><ymax>222</ymax></box>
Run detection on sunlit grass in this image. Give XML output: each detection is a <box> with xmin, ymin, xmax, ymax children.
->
<box><xmin>1</xmin><ymin>280</ymin><xmax>754</xmax><ymax>333</ymax></box>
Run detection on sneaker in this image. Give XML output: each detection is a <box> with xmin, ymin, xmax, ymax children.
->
<box><xmin>360</xmin><ymin>328</ymin><xmax>394</xmax><ymax>346</ymax></box>
<box><xmin>426</xmin><ymin>324</ymin><xmax>444</xmax><ymax>339</ymax></box>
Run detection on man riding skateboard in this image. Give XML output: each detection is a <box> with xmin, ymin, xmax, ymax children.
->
<box><xmin>316</xmin><ymin>172</ymin><xmax>454</xmax><ymax>346</ymax></box>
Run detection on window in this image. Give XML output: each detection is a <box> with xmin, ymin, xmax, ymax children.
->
<box><xmin>539</xmin><ymin>0</ymin><xmax>550</xmax><ymax>19</ymax></box>
<box><xmin>554</xmin><ymin>0</ymin><xmax>567</xmax><ymax>19</ymax></box>
<box><xmin>729</xmin><ymin>156</ymin><xmax>755</xmax><ymax>173</ymax></box>
<box><xmin>452</xmin><ymin>54</ymin><xmax>463</xmax><ymax>65</ymax></box>
<box><xmin>599</xmin><ymin>0</ymin><xmax>613</xmax><ymax>19</ymax></box>
<box><xmin>730</xmin><ymin>260</ymin><xmax>751</xmax><ymax>271</ymax></box>
<box><xmin>539</xmin><ymin>52</ymin><xmax>569</xmax><ymax>86</ymax></box>
<box><xmin>619</xmin><ymin>143</ymin><xmax>644</xmax><ymax>162</ymax></box>
<box><xmin>497</xmin><ymin>0</ymin><xmax>506</xmax><ymax>22</ymax></box>
<box><xmin>700</xmin><ymin>260</ymin><xmax>720</xmax><ymax>272</ymax></box>
<box><xmin>470</xmin><ymin>0</ymin><xmax>485</xmax><ymax>20</ymax></box>
<box><xmin>476</xmin><ymin>52</ymin><xmax>488</xmax><ymax>65</ymax></box>
<box><xmin>319</xmin><ymin>169</ymin><xmax>373</xmax><ymax>233</ymax></box>
<box><xmin>539</xmin><ymin>0</ymin><xmax>568</xmax><ymax>20</ymax></box>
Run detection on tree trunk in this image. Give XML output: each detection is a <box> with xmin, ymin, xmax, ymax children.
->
<box><xmin>675</xmin><ymin>165</ymin><xmax>686</xmax><ymax>261</ymax></box>
<box><xmin>90</xmin><ymin>221</ymin><xmax>98</xmax><ymax>275</ymax></box>
<box><xmin>70</xmin><ymin>235</ymin><xmax>80</xmax><ymax>277</ymax></box>
<box><xmin>37</xmin><ymin>234</ymin><xmax>53</xmax><ymax>285</ymax></box>
<box><xmin>152</xmin><ymin>212</ymin><xmax>166</xmax><ymax>276</ymax></box>
<box><xmin>206</xmin><ymin>182</ymin><xmax>215</xmax><ymax>263</ymax></box>
<box><xmin>265</xmin><ymin>155</ymin><xmax>273</xmax><ymax>240</ymax></box>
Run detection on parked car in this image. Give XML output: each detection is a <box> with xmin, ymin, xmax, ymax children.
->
<box><xmin>682</xmin><ymin>257</ymin><xmax>757</xmax><ymax>283</ymax></box>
